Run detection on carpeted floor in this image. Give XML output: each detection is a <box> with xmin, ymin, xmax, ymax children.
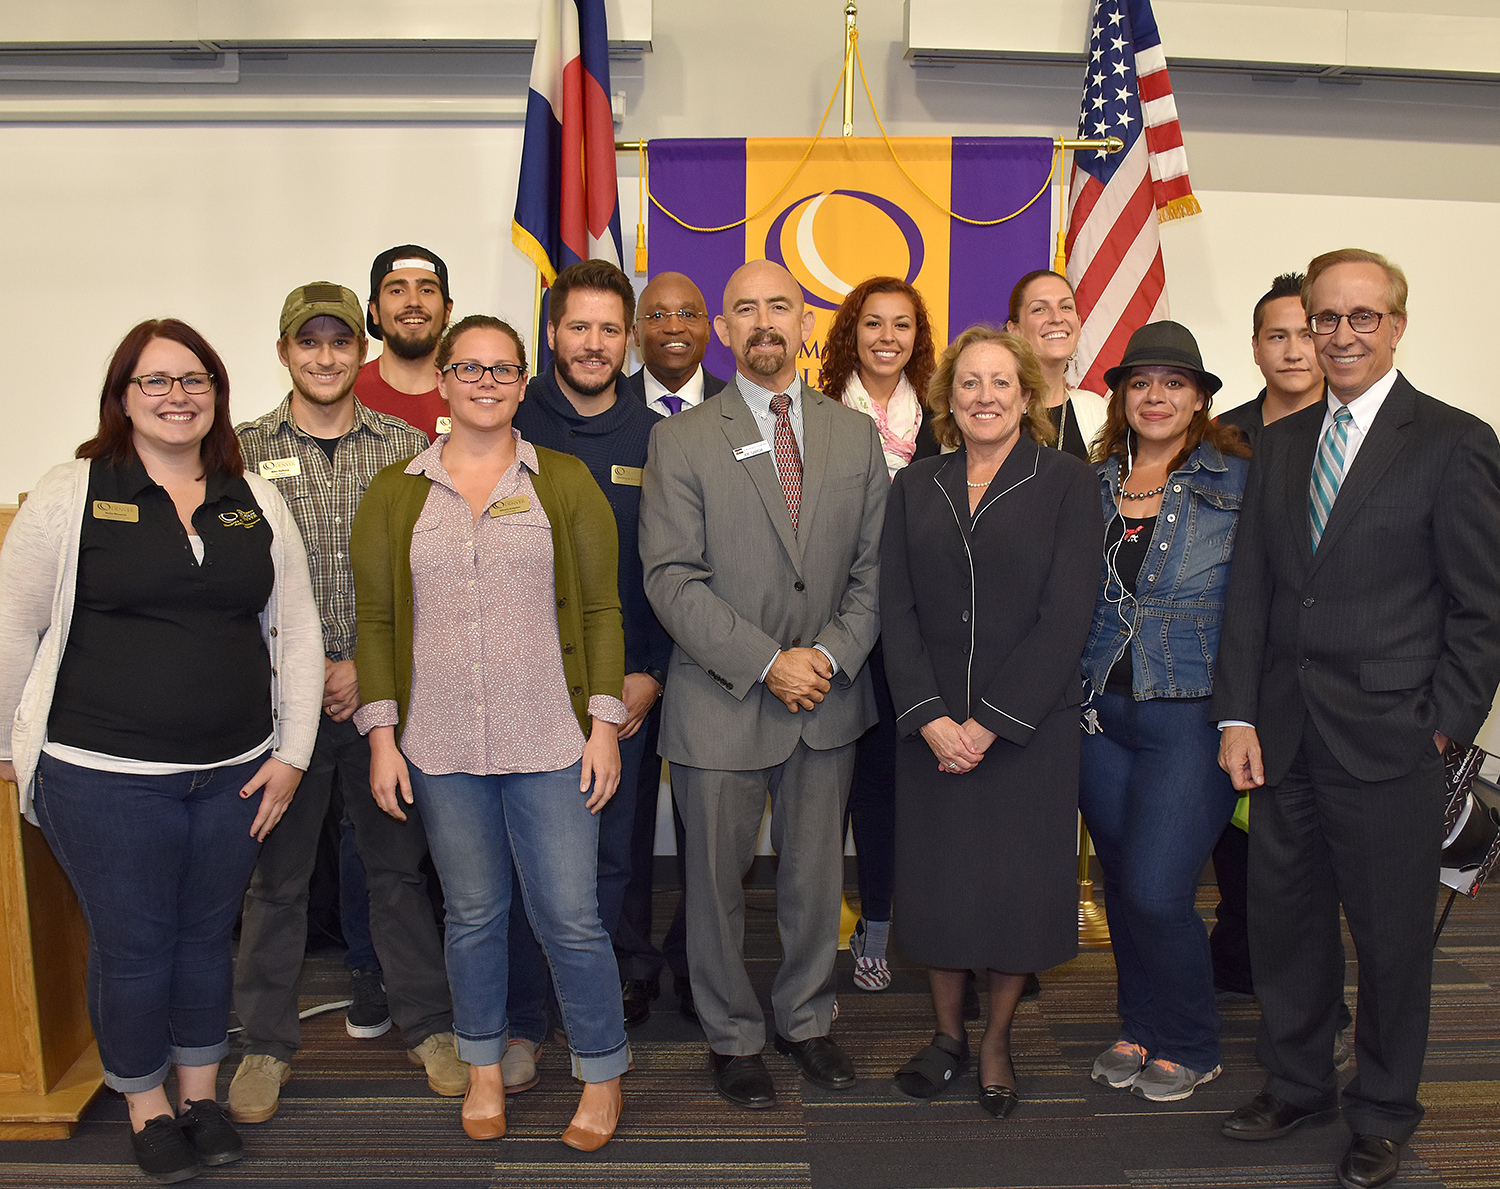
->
<box><xmin>1</xmin><ymin>884</ymin><xmax>1496</xmax><ymax>1189</ymax></box>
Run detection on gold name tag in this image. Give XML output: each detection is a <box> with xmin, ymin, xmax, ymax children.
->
<box><xmin>611</xmin><ymin>465</ymin><xmax>643</xmax><ymax>487</ymax></box>
<box><xmin>258</xmin><ymin>456</ymin><xmax>301</xmax><ymax>479</ymax></box>
<box><xmin>436</xmin><ymin>417</ymin><xmax>452</xmax><ymax>435</ymax></box>
<box><xmin>92</xmin><ymin>500</ymin><xmax>139</xmax><ymax>523</ymax></box>
<box><xmin>488</xmin><ymin>495</ymin><xmax>531</xmax><ymax>517</ymax></box>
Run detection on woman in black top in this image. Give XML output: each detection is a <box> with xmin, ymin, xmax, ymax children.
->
<box><xmin>0</xmin><ymin>320</ymin><xmax>321</xmax><ymax>1184</ymax></box>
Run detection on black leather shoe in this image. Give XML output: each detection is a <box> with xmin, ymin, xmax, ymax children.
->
<box><xmin>1222</xmin><ymin>1091</ymin><xmax>1338</xmax><ymax>1141</ymax></box>
<box><xmin>709</xmin><ymin>1051</ymin><xmax>777</xmax><ymax>1109</ymax></box>
<box><xmin>622</xmin><ymin>979</ymin><xmax>658</xmax><ymax>1029</ymax></box>
<box><xmin>1338</xmin><ymin>1135</ymin><xmax>1402</xmax><ymax>1189</ymax></box>
<box><xmin>676</xmin><ymin>977</ymin><xmax>699</xmax><ymax>1024</ymax></box>
<box><xmin>177</xmin><ymin>1099</ymin><xmax>244</xmax><ymax>1166</ymax></box>
<box><xmin>773</xmin><ymin>1034</ymin><xmax>855</xmax><ymax>1090</ymax></box>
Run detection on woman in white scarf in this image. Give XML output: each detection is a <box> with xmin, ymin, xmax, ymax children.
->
<box><xmin>818</xmin><ymin>277</ymin><xmax>938</xmax><ymax>989</ymax></box>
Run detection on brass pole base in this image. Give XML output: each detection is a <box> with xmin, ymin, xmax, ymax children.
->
<box><xmin>1077</xmin><ymin>879</ymin><xmax>1112</xmax><ymax>950</ymax></box>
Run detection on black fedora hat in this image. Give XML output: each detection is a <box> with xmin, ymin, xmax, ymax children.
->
<box><xmin>1102</xmin><ymin>320</ymin><xmax>1222</xmax><ymax>395</ymax></box>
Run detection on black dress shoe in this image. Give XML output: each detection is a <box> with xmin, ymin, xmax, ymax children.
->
<box><xmin>709</xmin><ymin>1051</ymin><xmax>777</xmax><ymax>1109</ymax></box>
<box><xmin>773</xmin><ymin>1034</ymin><xmax>855</xmax><ymax>1090</ymax></box>
<box><xmin>621</xmin><ymin>979</ymin><xmax>658</xmax><ymax>1029</ymax></box>
<box><xmin>676</xmin><ymin>976</ymin><xmax>699</xmax><ymax>1023</ymax></box>
<box><xmin>1021</xmin><ymin>972</ymin><xmax>1041</xmax><ymax>1000</ymax></box>
<box><xmin>1338</xmin><ymin>1135</ymin><xmax>1402</xmax><ymax>1189</ymax></box>
<box><xmin>1222</xmin><ymin>1091</ymin><xmax>1338</xmax><ymax>1141</ymax></box>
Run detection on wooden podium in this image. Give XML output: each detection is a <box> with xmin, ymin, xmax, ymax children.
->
<box><xmin>0</xmin><ymin>503</ymin><xmax>105</xmax><ymax>1138</ymax></box>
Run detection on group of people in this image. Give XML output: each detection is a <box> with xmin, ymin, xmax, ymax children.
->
<box><xmin>0</xmin><ymin>242</ymin><xmax>1496</xmax><ymax>1189</ymax></box>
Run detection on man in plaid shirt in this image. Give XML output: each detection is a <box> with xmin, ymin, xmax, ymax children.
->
<box><xmin>229</xmin><ymin>282</ymin><xmax>463</xmax><ymax>1123</ymax></box>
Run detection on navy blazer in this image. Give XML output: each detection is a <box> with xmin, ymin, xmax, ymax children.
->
<box><xmin>621</xmin><ymin>366</ymin><xmax>726</xmax><ymax>409</ymax></box>
<box><xmin>1212</xmin><ymin>374</ymin><xmax>1500</xmax><ymax>784</ymax></box>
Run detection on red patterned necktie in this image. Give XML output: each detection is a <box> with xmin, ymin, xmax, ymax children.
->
<box><xmin>769</xmin><ymin>393</ymin><xmax>802</xmax><ymax>530</ymax></box>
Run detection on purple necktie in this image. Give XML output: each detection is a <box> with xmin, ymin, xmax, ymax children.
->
<box><xmin>660</xmin><ymin>395</ymin><xmax>684</xmax><ymax>416</ymax></box>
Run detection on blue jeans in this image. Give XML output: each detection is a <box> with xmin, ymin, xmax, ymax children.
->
<box><xmin>33</xmin><ymin>751</ymin><xmax>266</xmax><ymax>1093</ymax></box>
<box><xmin>1078</xmin><ymin>693</ymin><xmax>1238</xmax><ymax>1071</ymax></box>
<box><xmin>408</xmin><ymin>760</ymin><xmax>629</xmax><ymax>1081</ymax></box>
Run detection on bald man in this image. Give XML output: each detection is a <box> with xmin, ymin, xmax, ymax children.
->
<box><xmin>639</xmin><ymin>261</ymin><xmax>887</xmax><ymax>1108</ymax></box>
<box><xmin>624</xmin><ymin>271</ymin><xmax>727</xmax><ymax>416</ymax></box>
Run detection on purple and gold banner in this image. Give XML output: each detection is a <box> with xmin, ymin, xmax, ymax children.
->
<box><xmin>647</xmin><ymin>137</ymin><xmax>1054</xmax><ymax>387</ymax></box>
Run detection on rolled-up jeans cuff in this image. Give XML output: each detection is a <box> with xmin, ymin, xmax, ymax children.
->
<box><xmin>171</xmin><ymin>1039</ymin><xmax>229</xmax><ymax>1069</ymax></box>
<box><xmin>104</xmin><ymin>1058</ymin><xmax>172</xmax><ymax>1095</ymax></box>
<box><xmin>456</xmin><ymin>1027</ymin><xmax>509</xmax><ymax>1068</ymax></box>
<box><xmin>571</xmin><ymin>1038</ymin><xmax>631</xmax><ymax>1083</ymax></box>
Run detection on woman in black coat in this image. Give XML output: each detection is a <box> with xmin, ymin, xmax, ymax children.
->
<box><xmin>882</xmin><ymin>326</ymin><xmax>1101</xmax><ymax>1117</ymax></box>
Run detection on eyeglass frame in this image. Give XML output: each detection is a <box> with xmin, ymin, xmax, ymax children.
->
<box><xmin>129</xmin><ymin>372</ymin><xmax>216</xmax><ymax>396</ymax></box>
<box><xmin>1307</xmin><ymin>310</ymin><xmax>1391</xmax><ymax>336</ymax></box>
<box><xmin>441</xmin><ymin>362</ymin><xmax>527</xmax><ymax>386</ymax></box>
<box><xmin>638</xmin><ymin>308</ymin><xmax>706</xmax><ymax>324</ymax></box>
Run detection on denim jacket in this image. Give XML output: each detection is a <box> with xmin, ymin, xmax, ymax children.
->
<box><xmin>1081</xmin><ymin>441</ymin><xmax>1249</xmax><ymax>699</ymax></box>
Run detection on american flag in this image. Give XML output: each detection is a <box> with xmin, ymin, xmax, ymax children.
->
<box><xmin>1065</xmin><ymin>0</ymin><xmax>1200</xmax><ymax>396</ymax></box>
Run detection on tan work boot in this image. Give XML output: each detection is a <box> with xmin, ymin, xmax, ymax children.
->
<box><xmin>227</xmin><ymin>1053</ymin><xmax>291</xmax><ymax>1123</ymax></box>
<box><xmin>408</xmin><ymin>1031</ymin><xmax>468</xmax><ymax>1096</ymax></box>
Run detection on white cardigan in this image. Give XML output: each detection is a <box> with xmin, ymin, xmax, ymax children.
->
<box><xmin>0</xmin><ymin>459</ymin><xmax>324</xmax><ymax>823</ymax></box>
<box><xmin>1067</xmin><ymin>387</ymin><xmax>1109</xmax><ymax>458</ymax></box>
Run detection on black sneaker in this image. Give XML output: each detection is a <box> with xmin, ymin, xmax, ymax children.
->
<box><xmin>130</xmin><ymin>1114</ymin><xmax>200</xmax><ymax>1184</ymax></box>
<box><xmin>346</xmin><ymin>968</ymin><xmax>392</xmax><ymax>1039</ymax></box>
<box><xmin>177</xmin><ymin>1099</ymin><xmax>243</xmax><ymax>1167</ymax></box>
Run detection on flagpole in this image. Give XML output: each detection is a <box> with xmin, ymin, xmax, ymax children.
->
<box><xmin>614</xmin><ymin>137</ymin><xmax>1121</xmax><ymax>154</ymax></box>
<box><xmin>531</xmin><ymin>268</ymin><xmax>545</xmax><ymax>372</ymax></box>
<box><xmin>842</xmin><ymin>3</ymin><xmax>858</xmax><ymax>138</ymax></box>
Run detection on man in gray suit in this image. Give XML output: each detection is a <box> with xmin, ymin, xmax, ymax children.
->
<box><xmin>640</xmin><ymin>260</ymin><xmax>887</xmax><ymax>1109</ymax></box>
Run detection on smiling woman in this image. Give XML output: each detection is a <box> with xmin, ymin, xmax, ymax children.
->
<box><xmin>0</xmin><ymin>317</ymin><xmax>323</xmax><ymax>1183</ymax></box>
<box><xmin>351</xmin><ymin>311</ymin><xmax>631</xmax><ymax>1151</ymax></box>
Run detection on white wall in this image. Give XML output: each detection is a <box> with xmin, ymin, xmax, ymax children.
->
<box><xmin>1</xmin><ymin>0</ymin><xmax>1498</xmax><ymax>498</ymax></box>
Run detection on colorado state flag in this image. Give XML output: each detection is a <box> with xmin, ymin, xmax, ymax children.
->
<box><xmin>647</xmin><ymin>137</ymin><xmax>1053</xmax><ymax>384</ymax></box>
<box><xmin>513</xmin><ymin>0</ymin><xmax>623</xmax><ymax>282</ymax></box>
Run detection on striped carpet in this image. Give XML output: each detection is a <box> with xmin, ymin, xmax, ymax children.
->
<box><xmin>0</xmin><ymin>886</ymin><xmax>1495</xmax><ymax>1188</ymax></box>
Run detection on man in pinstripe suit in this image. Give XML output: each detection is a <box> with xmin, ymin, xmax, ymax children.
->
<box><xmin>1213</xmin><ymin>249</ymin><xmax>1500</xmax><ymax>1189</ymax></box>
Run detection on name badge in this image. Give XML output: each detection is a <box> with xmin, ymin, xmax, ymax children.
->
<box><xmin>258</xmin><ymin>456</ymin><xmax>301</xmax><ymax>480</ymax></box>
<box><xmin>436</xmin><ymin>417</ymin><xmax>452</xmax><ymax>435</ymax></box>
<box><xmin>611</xmin><ymin>465</ymin><xmax>643</xmax><ymax>487</ymax></box>
<box><xmin>733</xmin><ymin>440</ymin><xmax>772</xmax><ymax>461</ymax></box>
<box><xmin>488</xmin><ymin>495</ymin><xmax>531</xmax><ymax>517</ymax></box>
<box><xmin>92</xmin><ymin>500</ymin><xmax>139</xmax><ymax>523</ymax></box>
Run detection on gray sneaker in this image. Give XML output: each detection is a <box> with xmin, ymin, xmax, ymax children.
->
<box><xmin>1091</xmin><ymin>1041</ymin><xmax>1148</xmax><ymax>1089</ymax></box>
<box><xmin>1131</xmin><ymin>1058</ymin><xmax>1221</xmax><ymax>1102</ymax></box>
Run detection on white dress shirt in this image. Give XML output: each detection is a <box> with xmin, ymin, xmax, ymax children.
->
<box><xmin>643</xmin><ymin>365</ymin><xmax>708</xmax><ymax>417</ymax></box>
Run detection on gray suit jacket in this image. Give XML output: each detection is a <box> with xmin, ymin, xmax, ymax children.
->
<box><xmin>639</xmin><ymin>374</ymin><xmax>887</xmax><ymax>770</ymax></box>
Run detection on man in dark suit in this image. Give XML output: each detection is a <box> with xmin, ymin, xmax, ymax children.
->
<box><xmin>1214</xmin><ymin>248</ymin><xmax>1500</xmax><ymax>1189</ymax></box>
<box><xmin>639</xmin><ymin>260</ymin><xmax>887</xmax><ymax>1109</ymax></box>
<box><xmin>622</xmin><ymin>271</ymin><xmax>727</xmax><ymax>415</ymax></box>
<box><xmin>613</xmin><ymin>269</ymin><xmax>725</xmax><ymax>1028</ymax></box>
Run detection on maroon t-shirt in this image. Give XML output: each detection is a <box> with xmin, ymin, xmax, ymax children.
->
<box><xmin>353</xmin><ymin>358</ymin><xmax>446</xmax><ymax>440</ymax></box>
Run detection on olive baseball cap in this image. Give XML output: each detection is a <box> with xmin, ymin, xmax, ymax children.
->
<box><xmin>279</xmin><ymin>282</ymin><xmax>366</xmax><ymax>339</ymax></box>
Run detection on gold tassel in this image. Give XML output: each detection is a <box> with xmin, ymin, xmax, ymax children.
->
<box><xmin>635</xmin><ymin>222</ymin><xmax>648</xmax><ymax>274</ymax></box>
<box><xmin>634</xmin><ymin>141</ymin><xmax>649</xmax><ymax>274</ymax></box>
<box><xmin>1158</xmin><ymin>193</ymin><xmax>1203</xmax><ymax>223</ymax></box>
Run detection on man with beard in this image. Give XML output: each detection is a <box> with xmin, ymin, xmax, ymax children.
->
<box><xmin>507</xmin><ymin>259</ymin><xmax>674</xmax><ymax>1087</ymax></box>
<box><xmin>353</xmin><ymin>244</ymin><xmax>454</xmax><ymax>439</ymax></box>
<box><xmin>231</xmin><ymin>283</ymin><xmax>464</xmax><ymax>1123</ymax></box>
<box><xmin>639</xmin><ymin>260</ymin><xmax>887</xmax><ymax>1108</ymax></box>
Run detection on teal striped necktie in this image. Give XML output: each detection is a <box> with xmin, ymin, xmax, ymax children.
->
<box><xmin>1309</xmin><ymin>404</ymin><xmax>1354</xmax><ymax>550</ymax></box>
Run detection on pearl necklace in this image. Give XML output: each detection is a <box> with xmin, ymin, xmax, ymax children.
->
<box><xmin>1120</xmin><ymin>483</ymin><xmax>1167</xmax><ymax>500</ymax></box>
<box><xmin>966</xmin><ymin>476</ymin><xmax>993</xmax><ymax>488</ymax></box>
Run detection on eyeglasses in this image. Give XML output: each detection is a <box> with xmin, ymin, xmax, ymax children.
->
<box><xmin>443</xmin><ymin>362</ymin><xmax>525</xmax><ymax>385</ymax></box>
<box><xmin>131</xmin><ymin>372</ymin><xmax>214</xmax><ymax>396</ymax></box>
<box><xmin>639</xmin><ymin>308</ymin><xmax>705</xmax><ymax>324</ymax></box>
<box><xmin>1308</xmin><ymin>310</ymin><xmax>1388</xmax><ymax>336</ymax></box>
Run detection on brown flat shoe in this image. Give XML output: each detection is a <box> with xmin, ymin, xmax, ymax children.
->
<box><xmin>460</xmin><ymin>1084</ymin><xmax>505</xmax><ymax>1141</ymax></box>
<box><xmin>561</xmin><ymin>1085</ymin><xmax>621</xmax><ymax>1151</ymax></box>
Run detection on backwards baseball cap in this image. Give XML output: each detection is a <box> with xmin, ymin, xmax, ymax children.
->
<box><xmin>367</xmin><ymin>244</ymin><xmax>451</xmax><ymax>340</ymax></box>
<box><xmin>279</xmin><ymin>282</ymin><xmax>366</xmax><ymax>339</ymax></box>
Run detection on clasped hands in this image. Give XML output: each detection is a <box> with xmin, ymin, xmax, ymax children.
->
<box><xmin>766</xmin><ymin>647</ymin><xmax>832</xmax><ymax>713</ymax></box>
<box><xmin>920</xmin><ymin>716</ymin><xmax>998</xmax><ymax>775</ymax></box>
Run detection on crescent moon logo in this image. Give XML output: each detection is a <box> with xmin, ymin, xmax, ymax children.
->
<box><xmin>766</xmin><ymin>190</ymin><xmax>925</xmax><ymax>311</ymax></box>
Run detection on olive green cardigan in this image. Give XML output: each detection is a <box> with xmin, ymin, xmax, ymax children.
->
<box><xmin>351</xmin><ymin>446</ymin><xmax>624</xmax><ymax>742</ymax></box>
